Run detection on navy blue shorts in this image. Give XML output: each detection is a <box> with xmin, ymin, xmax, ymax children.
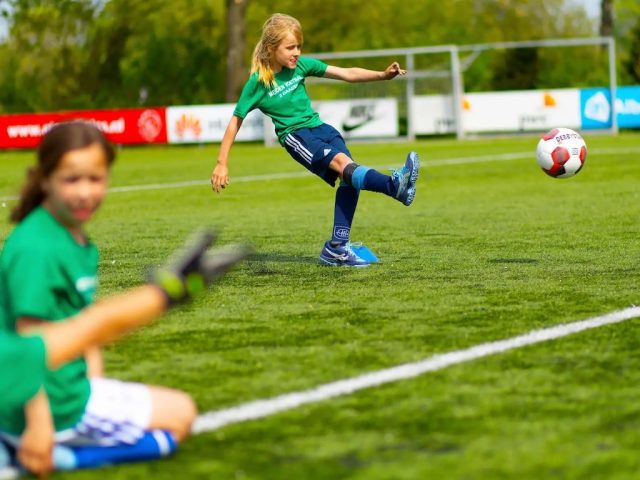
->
<box><xmin>283</xmin><ymin>123</ymin><xmax>352</xmax><ymax>187</ymax></box>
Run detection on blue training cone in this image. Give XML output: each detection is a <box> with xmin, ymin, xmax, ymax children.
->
<box><xmin>351</xmin><ymin>244</ymin><xmax>379</xmax><ymax>263</ymax></box>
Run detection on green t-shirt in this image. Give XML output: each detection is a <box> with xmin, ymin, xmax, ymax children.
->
<box><xmin>0</xmin><ymin>332</ymin><xmax>46</xmax><ymax>412</ymax></box>
<box><xmin>0</xmin><ymin>206</ymin><xmax>97</xmax><ymax>434</ymax></box>
<box><xmin>233</xmin><ymin>56</ymin><xmax>328</xmax><ymax>144</ymax></box>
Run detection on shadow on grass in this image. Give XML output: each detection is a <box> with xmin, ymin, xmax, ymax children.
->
<box><xmin>249</xmin><ymin>253</ymin><xmax>318</xmax><ymax>265</ymax></box>
<box><xmin>488</xmin><ymin>258</ymin><xmax>539</xmax><ymax>264</ymax></box>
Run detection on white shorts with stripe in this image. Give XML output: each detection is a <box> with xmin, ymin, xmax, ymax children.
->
<box><xmin>55</xmin><ymin>377</ymin><xmax>153</xmax><ymax>446</ymax></box>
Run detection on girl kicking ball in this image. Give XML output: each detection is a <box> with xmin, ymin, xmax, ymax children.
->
<box><xmin>211</xmin><ymin>13</ymin><xmax>419</xmax><ymax>267</ymax></box>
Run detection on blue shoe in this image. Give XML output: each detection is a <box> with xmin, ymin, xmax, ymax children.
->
<box><xmin>319</xmin><ymin>241</ymin><xmax>370</xmax><ymax>267</ymax></box>
<box><xmin>391</xmin><ymin>151</ymin><xmax>420</xmax><ymax>206</ymax></box>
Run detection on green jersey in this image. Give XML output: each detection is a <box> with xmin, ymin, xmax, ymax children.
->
<box><xmin>0</xmin><ymin>332</ymin><xmax>46</xmax><ymax>412</ymax></box>
<box><xmin>0</xmin><ymin>206</ymin><xmax>98</xmax><ymax>434</ymax></box>
<box><xmin>233</xmin><ymin>56</ymin><xmax>328</xmax><ymax>144</ymax></box>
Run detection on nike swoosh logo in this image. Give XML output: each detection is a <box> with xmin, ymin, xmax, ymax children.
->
<box><xmin>325</xmin><ymin>249</ymin><xmax>349</xmax><ymax>261</ymax></box>
<box><xmin>342</xmin><ymin>115</ymin><xmax>376</xmax><ymax>132</ymax></box>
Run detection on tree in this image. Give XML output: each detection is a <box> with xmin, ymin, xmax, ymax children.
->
<box><xmin>0</xmin><ymin>0</ymin><xmax>613</xmax><ymax>112</ymax></box>
<box><xmin>490</xmin><ymin>48</ymin><xmax>539</xmax><ymax>91</ymax></box>
<box><xmin>0</xmin><ymin>0</ymin><xmax>229</xmax><ymax>111</ymax></box>
<box><xmin>600</xmin><ymin>0</ymin><xmax>614</xmax><ymax>37</ymax></box>
<box><xmin>0</xmin><ymin>0</ymin><xmax>96</xmax><ymax>112</ymax></box>
<box><xmin>225</xmin><ymin>0</ymin><xmax>249</xmax><ymax>102</ymax></box>
<box><xmin>101</xmin><ymin>0</ymin><xmax>226</xmax><ymax>107</ymax></box>
<box><xmin>625</xmin><ymin>17</ymin><xmax>640</xmax><ymax>82</ymax></box>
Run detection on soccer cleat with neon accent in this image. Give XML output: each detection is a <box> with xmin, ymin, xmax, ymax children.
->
<box><xmin>391</xmin><ymin>151</ymin><xmax>420</xmax><ymax>206</ymax></box>
<box><xmin>319</xmin><ymin>241</ymin><xmax>370</xmax><ymax>267</ymax></box>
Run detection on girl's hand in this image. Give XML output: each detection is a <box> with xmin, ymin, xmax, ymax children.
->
<box><xmin>383</xmin><ymin>62</ymin><xmax>406</xmax><ymax>80</ymax></box>
<box><xmin>18</xmin><ymin>422</ymin><xmax>54</xmax><ymax>477</ymax></box>
<box><xmin>211</xmin><ymin>162</ymin><xmax>229</xmax><ymax>193</ymax></box>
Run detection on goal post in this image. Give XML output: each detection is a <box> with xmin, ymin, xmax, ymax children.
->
<box><xmin>289</xmin><ymin>36</ymin><xmax>618</xmax><ymax>144</ymax></box>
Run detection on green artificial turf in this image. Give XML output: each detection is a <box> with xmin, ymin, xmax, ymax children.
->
<box><xmin>1</xmin><ymin>132</ymin><xmax>638</xmax><ymax>479</ymax></box>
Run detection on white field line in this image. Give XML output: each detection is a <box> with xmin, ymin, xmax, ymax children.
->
<box><xmin>0</xmin><ymin>311</ymin><xmax>637</xmax><ymax>480</ymax></box>
<box><xmin>193</xmin><ymin>306</ymin><xmax>640</xmax><ymax>433</ymax></box>
<box><xmin>1</xmin><ymin>146</ymin><xmax>638</xmax><ymax>203</ymax></box>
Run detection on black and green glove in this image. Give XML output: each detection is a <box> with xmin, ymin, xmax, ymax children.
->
<box><xmin>150</xmin><ymin>229</ymin><xmax>251</xmax><ymax>305</ymax></box>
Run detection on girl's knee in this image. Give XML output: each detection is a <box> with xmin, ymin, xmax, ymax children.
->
<box><xmin>172</xmin><ymin>391</ymin><xmax>198</xmax><ymax>442</ymax></box>
<box><xmin>329</xmin><ymin>152</ymin><xmax>352</xmax><ymax>175</ymax></box>
<box><xmin>149</xmin><ymin>386</ymin><xmax>198</xmax><ymax>442</ymax></box>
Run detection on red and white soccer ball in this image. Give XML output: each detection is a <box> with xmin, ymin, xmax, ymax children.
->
<box><xmin>535</xmin><ymin>128</ymin><xmax>587</xmax><ymax>178</ymax></box>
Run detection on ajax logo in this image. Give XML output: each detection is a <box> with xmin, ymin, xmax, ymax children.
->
<box><xmin>333</xmin><ymin>227</ymin><xmax>350</xmax><ymax>240</ymax></box>
<box><xmin>584</xmin><ymin>91</ymin><xmax>610</xmax><ymax>123</ymax></box>
<box><xmin>137</xmin><ymin>110</ymin><xmax>163</xmax><ymax>142</ymax></box>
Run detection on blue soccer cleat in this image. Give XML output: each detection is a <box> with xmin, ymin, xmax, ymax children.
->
<box><xmin>319</xmin><ymin>241</ymin><xmax>370</xmax><ymax>267</ymax></box>
<box><xmin>391</xmin><ymin>151</ymin><xmax>420</xmax><ymax>206</ymax></box>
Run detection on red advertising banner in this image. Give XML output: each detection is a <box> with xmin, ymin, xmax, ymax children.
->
<box><xmin>0</xmin><ymin>108</ymin><xmax>167</xmax><ymax>149</ymax></box>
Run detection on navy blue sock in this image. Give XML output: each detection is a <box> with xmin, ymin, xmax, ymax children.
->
<box><xmin>331</xmin><ymin>183</ymin><xmax>359</xmax><ymax>245</ymax></box>
<box><xmin>351</xmin><ymin>166</ymin><xmax>397</xmax><ymax>197</ymax></box>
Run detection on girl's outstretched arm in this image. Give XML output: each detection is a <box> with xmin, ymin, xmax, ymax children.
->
<box><xmin>324</xmin><ymin>61</ymin><xmax>406</xmax><ymax>83</ymax></box>
<box><xmin>27</xmin><ymin>231</ymin><xmax>250</xmax><ymax>369</ymax></box>
<box><xmin>40</xmin><ymin>285</ymin><xmax>168</xmax><ymax>369</ymax></box>
<box><xmin>212</xmin><ymin>115</ymin><xmax>244</xmax><ymax>193</ymax></box>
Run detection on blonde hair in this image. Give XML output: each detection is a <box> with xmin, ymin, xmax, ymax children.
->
<box><xmin>251</xmin><ymin>13</ymin><xmax>303</xmax><ymax>88</ymax></box>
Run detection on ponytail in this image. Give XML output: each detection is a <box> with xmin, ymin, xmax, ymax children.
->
<box><xmin>10</xmin><ymin>167</ymin><xmax>45</xmax><ymax>223</ymax></box>
<box><xmin>251</xmin><ymin>38</ymin><xmax>276</xmax><ymax>88</ymax></box>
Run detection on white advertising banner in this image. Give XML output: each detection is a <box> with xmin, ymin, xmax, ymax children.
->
<box><xmin>411</xmin><ymin>89</ymin><xmax>582</xmax><ymax>134</ymax></box>
<box><xmin>166</xmin><ymin>104</ymin><xmax>264</xmax><ymax>143</ymax></box>
<box><xmin>264</xmin><ymin>98</ymin><xmax>399</xmax><ymax>144</ymax></box>
<box><xmin>315</xmin><ymin>98</ymin><xmax>398</xmax><ymax>138</ymax></box>
<box><xmin>410</xmin><ymin>95</ymin><xmax>457</xmax><ymax>134</ymax></box>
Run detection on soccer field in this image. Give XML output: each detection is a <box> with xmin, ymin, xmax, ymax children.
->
<box><xmin>1</xmin><ymin>133</ymin><xmax>639</xmax><ymax>479</ymax></box>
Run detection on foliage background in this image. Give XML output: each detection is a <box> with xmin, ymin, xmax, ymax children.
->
<box><xmin>0</xmin><ymin>0</ymin><xmax>638</xmax><ymax>113</ymax></box>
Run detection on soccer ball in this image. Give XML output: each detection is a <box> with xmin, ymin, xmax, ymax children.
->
<box><xmin>535</xmin><ymin>128</ymin><xmax>587</xmax><ymax>178</ymax></box>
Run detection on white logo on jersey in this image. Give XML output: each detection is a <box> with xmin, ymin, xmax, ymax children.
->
<box><xmin>268</xmin><ymin>75</ymin><xmax>303</xmax><ymax>98</ymax></box>
<box><xmin>76</xmin><ymin>276</ymin><xmax>97</xmax><ymax>293</ymax></box>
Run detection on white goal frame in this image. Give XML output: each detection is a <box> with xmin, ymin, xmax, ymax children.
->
<box><xmin>305</xmin><ymin>36</ymin><xmax>617</xmax><ymax>141</ymax></box>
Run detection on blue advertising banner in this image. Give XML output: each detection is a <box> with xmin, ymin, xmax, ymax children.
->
<box><xmin>581</xmin><ymin>86</ymin><xmax>640</xmax><ymax>129</ymax></box>
<box><xmin>581</xmin><ymin>88</ymin><xmax>612</xmax><ymax>129</ymax></box>
<box><xmin>616</xmin><ymin>86</ymin><xmax>640</xmax><ymax>128</ymax></box>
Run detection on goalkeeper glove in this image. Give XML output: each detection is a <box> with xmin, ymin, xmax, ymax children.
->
<box><xmin>150</xmin><ymin>229</ymin><xmax>250</xmax><ymax>305</ymax></box>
